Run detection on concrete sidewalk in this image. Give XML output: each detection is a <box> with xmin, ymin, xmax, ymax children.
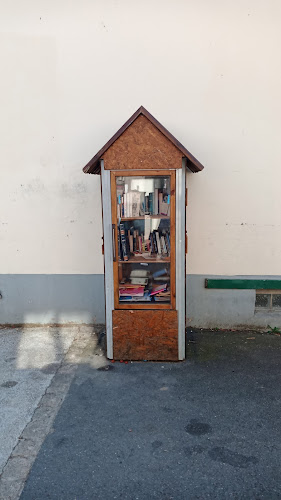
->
<box><xmin>0</xmin><ymin>325</ymin><xmax>105</xmax><ymax>500</ymax></box>
<box><xmin>16</xmin><ymin>330</ymin><xmax>281</xmax><ymax>499</ymax></box>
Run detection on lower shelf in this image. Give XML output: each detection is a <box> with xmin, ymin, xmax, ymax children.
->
<box><xmin>112</xmin><ymin>309</ymin><xmax>178</xmax><ymax>361</ymax></box>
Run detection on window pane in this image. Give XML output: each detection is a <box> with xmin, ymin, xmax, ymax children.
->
<box><xmin>272</xmin><ymin>294</ymin><xmax>281</xmax><ymax>308</ymax></box>
<box><xmin>117</xmin><ymin>217</ymin><xmax>170</xmax><ymax>261</ymax></box>
<box><xmin>255</xmin><ymin>294</ymin><xmax>270</xmax><ymax>308</ymax></box>
<box><xmin>116</xmin><ymin>175</ymin><xmax>172</xmax><ymax>305</ymax></box>
<box><xmin>119</xmin><ymin>262</ymin><xmax>171</xmax><ymax>304</ymax></box>
<box><xmin>116</xmin><ymin>175</ymin><xmax>170</xmax><ymax>218</ymax></box>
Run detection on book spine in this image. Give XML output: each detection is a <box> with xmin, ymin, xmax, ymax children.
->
<box><xmin>148</xmin><ymin>193</ymin><xmax>154</xmax><ymax>215</ymax></box>
<box><xmin>129</xmin><ymin>232</ymin><xmax>134</xmax><ymax>255</ymax></box>
<box><xmin>118</xmin><ymin>227</ymin><xmax>122</xmax><ymax>260</ymax></box>
<box><xmin>160</xmin><ymin>235</ymin><xmax>167</xmax><ymax>255</ymax></box>
<box><xmin>145</xmin><ymin>195</ymin><xmax>149</xmax><ymax>214</ymax></box>
<box><xmin>149</xmin><ymin>233</ymin><xmax>155</xmax><ymax>253</ymax></box>
<box><xmin>140</xmin><ymin>192</ymin><xmax>145</xmax><ymax>216</ymax></box>
<box><xmin>142</xmin><ymin>235</ymin><xmax>146</xmax><ymax>252</ymax></box>
<box><xmin>155</xmin><ymin>231</ymin><xmax>161</xmax><ymax>256</ymax></box>
<box><xmin>128</xmin><ymin>192</ymin><xmax>132</xmax><ymax>218</ymax></box>
<box><xmin>152</xmin><ymin>231</ymin><xmax>158</xmax><ymax>253</ymax></box>
<box><xmin>154</xmin><ymin>188</ymin><xmax>158</xmax><ymax>215</ymax></box>
<box><xmin>124</xmin><ymin>193</ymin><xmax>127</xmax><ymax>218</ymax></box>
<box><xmin>165</xmin><ymin>231</ymin><xmax>170</xmax><ymax>254</ymax></box>
<box><xmin>138</xmin><ymin>235</ymin><xmax>142</xmax><ymax>253</ymax></box>
<box><xmin>119</xmin><ymin>223</ymin><xmax>128</xmax><ymax>261</ymax></box>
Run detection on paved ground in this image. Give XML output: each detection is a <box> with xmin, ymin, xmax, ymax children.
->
<box><xmin>15</xmin><ymin>328</ymin><xmax>281</xmax><ymax>499</ymax></box>
<box><xmin>0</xmin><ymin>326</ymin><xmax>79</xmax><ymax>474</ymax></box>
<box><xmin>0</xmin><ymin>325</ymin><xmax>105</xmax><ymax>500</ymax></box>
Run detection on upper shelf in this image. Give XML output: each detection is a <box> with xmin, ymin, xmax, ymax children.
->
<box><xmin>120</xmin><ymin>215</ymin><xmax>170</xmax><ymax>221</ymax></box>
<box><xmin>119</xmin><ymin>255</ymin><xmax>170</xmax><ymax>264</ymax></box>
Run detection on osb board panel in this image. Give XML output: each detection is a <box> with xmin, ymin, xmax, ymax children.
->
<box><xmin>103</xmin><ymin>115</ymin><xmax>183</xmax><ymax>170</ymax></box>
<box><xmin>112</xmin><ymin>309</ymin><xmax>178</xmax><ymax>361</ymax></box>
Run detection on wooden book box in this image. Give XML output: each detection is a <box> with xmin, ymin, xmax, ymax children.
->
<box><xmin>83</xmin><ymin>106</ymin><xmax>204</xmax><ymax>360</ymax></box>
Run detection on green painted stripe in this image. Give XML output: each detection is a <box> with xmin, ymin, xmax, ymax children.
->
<box><xmin>205</xmin><ymin>279</ymin><xmax>281</xmax><ymax>290</ymax></box>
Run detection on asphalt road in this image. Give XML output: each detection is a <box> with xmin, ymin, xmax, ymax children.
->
<box><xmin>20</xmin><ymin>331</ymin><xmax>281</xmax><ymax>499</ymax></box>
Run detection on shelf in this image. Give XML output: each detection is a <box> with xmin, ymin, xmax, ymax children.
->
<box><xmin>120</xmin><ymin>215</ymin><xmax>170</xmax><ymax>221</ymax></box>
<box><xmin>118</xmin><ymin>256</ymin><xmax>170</xmax><ymax>264</ymax></box>
<box><xmin>117</xmin><ymin>303</ymin><xmax>173</xmax><ymax>310</ymax></box>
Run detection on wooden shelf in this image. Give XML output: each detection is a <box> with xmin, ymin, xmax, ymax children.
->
<box><xmin>120</xmin><ymin>215</ymin><xmax>170</xmax><ymax>221</ymax></box>
<box><xmin>117</xmin><ymin>303</ymin><xmax>173</xmax><ymax>310</ymax></box>
<box><xmin>118</xmin><ymin>256</ymin><xmax>170</xmax><ymax>264</ymax></box>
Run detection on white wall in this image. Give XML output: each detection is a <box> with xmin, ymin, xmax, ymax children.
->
<box><xmin>1</xmin><ymin>0</ymin><xmax>281</xmax><ymax>276</ymax></box>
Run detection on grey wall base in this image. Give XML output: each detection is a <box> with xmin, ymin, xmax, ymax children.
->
<box><xmin>187</xmin><ymin>275</ymin><xmax>281</xmax><ymax>329</ymax></box>
<box><xmin>1</xmin><ymin>274</ymin><xmax>280</xmax><ymax>328</ymax></box>
<box><xmin>0</xmin><ymin>275</ymin><xmax>105</xmax><ymax>325</ymax></box>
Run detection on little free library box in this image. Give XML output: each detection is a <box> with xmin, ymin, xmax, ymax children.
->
<box><xmin>83</xmin><ymin>106</ymin><xmax>204</xmax><ymax>361</ymax></box>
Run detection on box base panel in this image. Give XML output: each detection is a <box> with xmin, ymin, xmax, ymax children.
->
<box><xmin>112</xmin><ymin>309</ymin><xmax>178</xmax><ymax>361</ymax></box>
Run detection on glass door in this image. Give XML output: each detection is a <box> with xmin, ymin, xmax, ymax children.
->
<box><xmin>111</xmin><ymin>171</ymin><xmax>176</xmax><ymax>309</ymax></box>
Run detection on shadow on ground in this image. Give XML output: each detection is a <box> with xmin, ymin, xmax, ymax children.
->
<box><xmin>20</xmin><ymin>330</ymin><xmax>281</xmax><ymax>500</ymax></box>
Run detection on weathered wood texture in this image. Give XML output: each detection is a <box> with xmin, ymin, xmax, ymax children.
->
<box><xmin>112</xmin><ymin>310</ymin><xmax>178</xmax><ymax>361</ymax></box>
<box><xmin>83</xmin><ymin>106</ymin><xmax>204</xmax><ymax>174</ymax></box>
<box><xmin>103</xmin><ymin>115</ymin><xmax>183</xmax><ymax>171</ymax></box>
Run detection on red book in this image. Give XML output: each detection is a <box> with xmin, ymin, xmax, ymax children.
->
<box><xmin>119</xmin><ymin>287</ymin><xmax>145</xmax><ymax>297</ymax></box>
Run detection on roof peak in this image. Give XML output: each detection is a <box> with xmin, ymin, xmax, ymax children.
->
<box><xmin>83</xmin><ymin>106</ymin><xmax>204</xmax><ymax>174</ymax></box>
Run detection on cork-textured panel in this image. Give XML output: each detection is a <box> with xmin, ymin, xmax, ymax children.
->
<box><xmin>103</xmin><ymin>115</ymin><xmax>183</xmax><ymax>170</ymax></box>
<box><xmin>112</xmin><ymin>310</ymin><xmax>178</xmax><ymax>361</ymax></box>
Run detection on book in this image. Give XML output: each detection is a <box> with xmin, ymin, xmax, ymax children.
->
<box><xmin>148</xmin><ymin>192</ymin><xmax>154</xmax><ymax>214</ymax></box>
<box><xmin>145</xmin><ymin>195</ymin><xmax>149</xmax><ymax>214</ymax></box>
<box><xmin>155</xmin><ymin>231</ymin><xmax>162</xmax><ymax>256</ymax></box>
<box><xmin>118</xmin><ymin>228</ymin><xmax>122</xmax><ymax>260</ymax></box>
<box><xmin>154</xmin><ymin>188</ymin><xmax>158</xmax><ymax>215</ymax></box>
<box><xmin>150</xmin><ymin>284</ymin><xmax>167</xmax><ymax>296</ymax></box>
<box><xmin>130</xmin><ymin>269</ymin><xmax>149</xmax><ymax>278</ymax></box>
<box><xmin>116</xmin><ymin>183</ymin><xmax>124</xmax><ymax>198</ymax></box>
<box><xmin>160</xmin><ymin>235</ymin><xmax>167</xmax><ymax>255</ymax></box>
<box><xmin>119</xmin><ymin>223</ymin><xmax>128</xmax><ymax>261</ymax></box>
<box><xmin>119</xmin><ymin>286</ymin><xmax>145</xmax><ymax>297</ymax></box>
<box><xmin>123</xmin><ymin>193</ymin><xmax>127</xmax><ymax>218</ymax></box>
<box><xmin>153</xmin><ymin>268</ymin><xmax>168</xmax><ymax>278</ymax></box>
<box><xmin>120</xmin><ymin>292</ymin><xmax>151</xmax><ymax>302</ymax></box>
<box><xmin>140</xmin><ymin>192</ymin><xmax>145</xmax><ymax>216</ymax></box>
<box><xmin>128</xmin><ymin>229</ymin><xmax>134</xmax><ymax>254</ymax></box>
<box><xmin>130</xmin><ymin>277</ymin><xmax>148</xmax><ymax>285</ymax></box>
<box><xmin>131</xmin><ymin>190</ymin><xmax>142</xmax><ymax>218</ymax></box>
<box><xmin>152</xmin><ymin>231</ymin><xmax>158</xmax><ymax>253</ymax></box>
<box><xmin>159</xmin><ymin>191</ymin><xmax>170</xmax><ymax>216</ymax></box>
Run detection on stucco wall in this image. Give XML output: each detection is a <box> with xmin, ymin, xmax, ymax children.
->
<box><xmin>1</xmin><ymin>1</ymin><xmax>281</xmax><ymax>325</ymax></box>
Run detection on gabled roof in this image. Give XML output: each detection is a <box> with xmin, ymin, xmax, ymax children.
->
<box><xmin>83</xmin><ymin>106</ymin><xmax>204</xmax><ymax>174</ymax></box>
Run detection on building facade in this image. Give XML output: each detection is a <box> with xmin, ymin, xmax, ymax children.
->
<box><xmin>1</xmin><ymin>1</ymin><xmax>281</xmax><ymax>328</ymax></box>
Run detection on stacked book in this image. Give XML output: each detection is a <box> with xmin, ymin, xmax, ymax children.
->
<box><xmin>153</xmin><ymin>288</ymin><xmax>171</xmax><ymax>302</ymax></box>
<box><xmin>119</xmin><ymin>285</ymin><xmax>148</xmax><ymax>302</ymax></box>
<box><xmin>119</xmin><ymin>269</ymin><xmax>170</xmax><ymax>303</ymax></box>
<box><xmin>119</xmin><ymin>286</ymin><xmax>152</xmax><ymax>302</ymax></box>
<box><xmin>119</xmin><ymin>283</ymin><xmax>170</xmax><ymax>303</ymax></box>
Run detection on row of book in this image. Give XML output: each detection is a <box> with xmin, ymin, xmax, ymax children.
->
<box><xmin>116</xmin><ymin>188</ymin><xmax>170</xmax><ymax>218</ymax></box>
<box><xmin>119</xmin><ymin>283</ymin><xmax>170</xmax><ymax>302</ymax></box>
<box><xmin>118</xmin><ymin>224</ymin><xmax>170</xmax><ymax>261</ymax></box>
